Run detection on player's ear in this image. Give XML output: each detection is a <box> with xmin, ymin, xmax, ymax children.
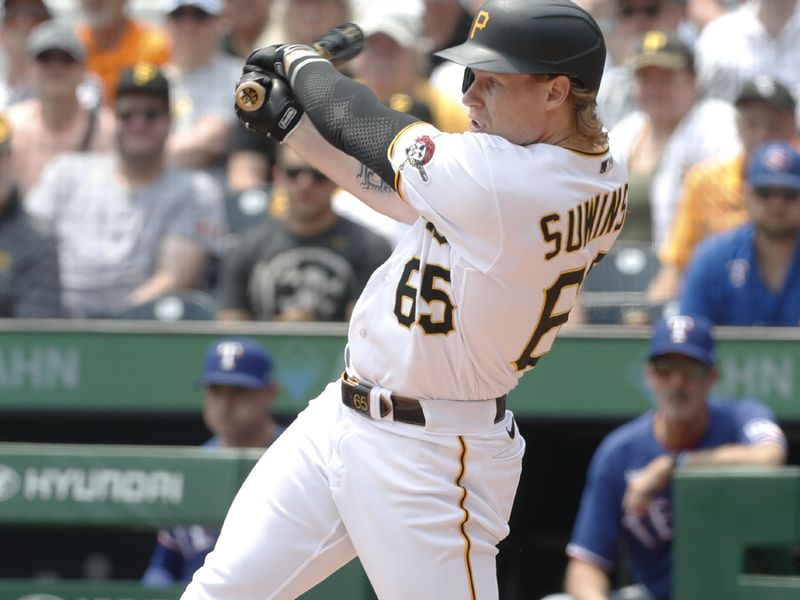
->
<box><xmin>544</xmin><ymin>75</ymin><xmax>571</xmax><ymax>110</ymax></box>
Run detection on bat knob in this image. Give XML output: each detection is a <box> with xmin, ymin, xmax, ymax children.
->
<box><xmin>235</xmin><ymin>81</ymin><xmax>266</xmax><ymax>112</ymax></box>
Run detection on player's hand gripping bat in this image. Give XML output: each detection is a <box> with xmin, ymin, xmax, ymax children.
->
<box><xmin>234</xmin><ymin>22</ymin><xmax>365</xmax><ymax>113</ymax></box>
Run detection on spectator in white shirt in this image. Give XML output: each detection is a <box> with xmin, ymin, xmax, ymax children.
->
<box><xmin>695</xmin><ymin>0</ymin><xmax>800</xmax><ymax>120</ymax></box>
<box><xmin>610</xmin><ymin>30</ymin><xmax>739</xmax><ymax>248</ymax></box>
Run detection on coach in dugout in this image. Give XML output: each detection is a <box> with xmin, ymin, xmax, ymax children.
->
<box><xmin>141</xmin><ymin>338</ymin><xmax>285</xmax><ymax>585</ymax></box>
<box><xmin>543</xmin><ymin>314</ymin><xmax>787</xmax><ymax>600</ymax></box>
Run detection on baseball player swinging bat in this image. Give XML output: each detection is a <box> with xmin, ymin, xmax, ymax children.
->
<box><xmin>235</xmin><ymin>22</ymin><xmax>365</xmax><ymax>112</ymax></box>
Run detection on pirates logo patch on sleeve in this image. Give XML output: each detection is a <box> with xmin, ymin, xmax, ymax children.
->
<box><xmin>403</xmin><ymin>135</ymin><xmax>436</xmax><ymax>182</ymax></box>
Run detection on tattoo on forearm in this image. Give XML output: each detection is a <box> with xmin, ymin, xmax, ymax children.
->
<box><xmin>357</xmin><ymin>164</ymin><xmax>392</xmax><ymax>193</ymax></box>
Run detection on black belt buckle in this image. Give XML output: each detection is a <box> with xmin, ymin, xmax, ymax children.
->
<box><xmin>342</xmin><ymin>378</ymin><xmax>371</xmax><ymax>416</ymax></box>
<box><xmin>342</xmin><ymin>377</ymin><xmax>418</xmax><ymax>423</ymax></box>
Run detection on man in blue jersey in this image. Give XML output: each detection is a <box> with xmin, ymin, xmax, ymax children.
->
<box><xmin>544</xmin><ymin>315</ymin><xmax>787</xmax><ymax>600</ymax></box>
<box><xmin>142</xmin><ymin>338</ymin><xmax>285</xmax><ymax>585</ymax></box>
<box><xmin>680</xmin><ymin>140</ymin><xmax>800</xmax><ymax>325</ymax></box>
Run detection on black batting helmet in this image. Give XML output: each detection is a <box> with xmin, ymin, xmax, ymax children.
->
<box><xmin>435</xmin><ymin>0</ymin><xmax>606</xmax><ymax>94</ymax></box>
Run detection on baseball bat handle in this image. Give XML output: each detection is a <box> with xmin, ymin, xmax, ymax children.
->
<box><xmin>235</xmin><ymin>23</ymin><xmax>365</xmax><ymax>113</ymax></box>
<box><xmin>235</xmin><ymin>80</ymin><xmax>268</xmax><ymax>112</ymax></box>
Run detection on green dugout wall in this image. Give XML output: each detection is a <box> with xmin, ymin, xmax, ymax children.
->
<box><xmin>1</xmin><ymin>321</ymin><xmax>799</xmax><ymax>598</ymax></box>
<box><xmin>0</xmin><ymin>321</ymin><xmax>798</xmax><ymax>418</ymax></box>
<box><xmin>0</xmin><ymin>443</ymin><xmax>373</xmax><ymax>600</ymax></box>
<box><xmin>673</xmin><ymin>468</ymin><xmax>800</xmax><ymax>599</ymax></box>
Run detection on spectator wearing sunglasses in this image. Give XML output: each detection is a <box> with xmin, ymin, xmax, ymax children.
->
<box><xmin>0</xmin><ymin>0</ymin><xmax>52</xmax><ymax>108</ymax></box>
<box><xmin>596</xmin><ymin>0</ymin><xmax>688</xmax><ymax>129</ymax></box>
<box><xmin>543</xmin><ymin>314</ymin><xmax>786</xmax><ymax>600</ymax></box>
<box><xmin>610</xmin><ymin>31</ymin><xmax>739</xmax><ymax>247</ymax></box>
<box><xmin>649</xmin><ymin>75</ymin><xmax>797</xmax><ymax>304</ymax></box>
<box><xmin>163</xmin><ymin>0</ymin><xmax>243</xmax><ymax>186</ymax></box>
<box><xmin>680</xmin><ymin>141</ymin><xmax>800</xmax><ymax>325</ymax></box>
<box><xmin>25</xmin><ymin>64</ymin><xmax>226</xmax><ymax>318</ymax></box>
<box><xmin>218</xmin><ymin>146</ymin><xmax>392</xmax><ymax>323</ymax></box>
<box><xmin>5</xmin><ymin>20</ymin><xmax>115</xmax><ymax>200</ymax></box>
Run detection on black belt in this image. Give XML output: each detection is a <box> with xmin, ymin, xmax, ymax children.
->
<box><xmin>341</xmin><ymin>373</ymin><xmax>506</xmax><ymax>426</ymax></box>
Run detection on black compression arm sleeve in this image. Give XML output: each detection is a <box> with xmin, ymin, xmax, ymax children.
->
<box><xmin>290</xmin><ymin>58</ymin><xmax>420</xmax><ymax>189</ymax></box>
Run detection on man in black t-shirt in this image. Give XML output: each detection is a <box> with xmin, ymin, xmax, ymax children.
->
<box><xmin>218</xmin><ymin>147</ymin><xmax>392</xmax><ymax>322</ymax></box>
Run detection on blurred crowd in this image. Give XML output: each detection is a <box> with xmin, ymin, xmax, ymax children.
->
<box><xmin>0</xmin><ymin>0</ymin><xmax>799</xmax><ymax>327</ymax></box>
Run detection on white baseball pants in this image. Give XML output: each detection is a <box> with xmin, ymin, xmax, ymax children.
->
<box><xmin>182</xmin><ymin>379</ymin><xmax>525</xmax><ymax>600</ymax></box>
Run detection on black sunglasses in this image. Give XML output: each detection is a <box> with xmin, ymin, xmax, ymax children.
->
<box><xmin>651</xmin><ymin>357</ymin><xmax>710</xmax><ymax>380</ymax></box>
<box><xmin>620</xmin><ymin>4</ymin><xmax>661</xmax><ymax>18</ymax></box>
<box><xmin>116</xmin><ymin>108</ymin><xmax>167</xmax><ymax>123</ymax></box>
<box><xmin>754</xmin><ymin>187</ymin><xmax>800</xmax><ymax>202</ymax></box>
<box><xmin>169</xmin><ymin>7</ymin><xmax>213</xmax><ymax>21</ymax></box>
<box><xmin>284</xmin><ymin>166</ymin><xmax>328</xmax><ymax>183</ymax></box>
<box><xmin>35</xmin><ymin>50</ymin><xmax>79</xmax><ymax>65</ymax></box>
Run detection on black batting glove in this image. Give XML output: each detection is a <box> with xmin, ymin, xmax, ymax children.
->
<box><xmin>244</xmin><ymin>44</ymin><xmax>312</xmax><ymax>80</ymax></box>
<box><xmin>234</xmin><ymin>69</ymin><xmax>303</xmax><ymax>142</ymax></box>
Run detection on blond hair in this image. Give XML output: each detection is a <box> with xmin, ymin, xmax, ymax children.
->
<box><xmin>569</xmin><ymin>80</ymin><xmax>608</xmax><ymax>148</ymax></box>
<box><xmin>531</xmin><ymin>74</ymin><xmax>608</xmax><ymax>148</ymax></box>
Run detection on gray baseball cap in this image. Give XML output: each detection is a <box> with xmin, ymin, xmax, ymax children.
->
<box><xmin>27</xmin><ymin>21</ymin><xmax>86</xmax><ymax>62</ymax></box>
<box><xmin>735</xmin><ymin>75</ymin><xmax>796</xmax><ymax>115</ymax></box>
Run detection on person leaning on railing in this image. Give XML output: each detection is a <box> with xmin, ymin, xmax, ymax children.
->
<box><xmin>543</xmin><ymin>315</ymin><xmax>787</xmax><ymax>600</ymax></box>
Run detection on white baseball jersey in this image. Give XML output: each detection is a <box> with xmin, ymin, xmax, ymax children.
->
<box><xmin>184</xmin><ymin>125</ymin><xmax>628</xmax><ymax>600</ymax></box>
<box><xmin>347</xmin><ymin>122</ymin><xmax>628</xmax><ymax>400</ymax></box>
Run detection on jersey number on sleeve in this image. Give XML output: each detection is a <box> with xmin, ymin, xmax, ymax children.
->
<box><xmin>393</xmin><ymin>258</ymin><xmax>455</xmax><ymax>334</ymax></box>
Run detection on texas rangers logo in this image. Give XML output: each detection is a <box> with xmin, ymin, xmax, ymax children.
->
<box><xmin>666</xmin><ymin>315</ymin><xmax>694</xmax><ymax>343</ymax></box>
<box><xmin>404</xmin><ymin>135</ymin><xmax>435</xmax><ymax>182</ymax></box>
<box><xmin>217</xmin><ymin>342</ymin><xmax>244</xmax><ymax>371</ymax></box>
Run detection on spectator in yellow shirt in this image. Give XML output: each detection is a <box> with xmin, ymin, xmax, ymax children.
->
<box><xmin>76</xmin><ymin>0</ymin><xmax>170</xmax><ymax>105</ymax></box>
<box><xmin>648</xmin><ymin>75</ymin><xmax>798</xmax><ymax>302</ymax></box>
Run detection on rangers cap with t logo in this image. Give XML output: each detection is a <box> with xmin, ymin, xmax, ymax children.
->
<box><xmin>649</xmin><ymin>315</ymin><xmax>716</xmax><ymax>365</ymax></box>
<box><xmin>200</xmin><ymin>339</ymin><xmax>274</xmax><ymax>389</ymax></box>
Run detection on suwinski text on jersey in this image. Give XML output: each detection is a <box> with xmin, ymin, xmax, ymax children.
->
<box><xmin>539</xmin><ymin>183</ymin><xmax>629</xmax><ymax>260</ymax></box>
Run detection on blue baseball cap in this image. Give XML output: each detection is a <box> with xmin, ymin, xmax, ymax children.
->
<box><xmin>200</xmin><ymin>339</ymin><xmax>273</xmax><ymax>389</ymax></box>
<box><xmin>746</xmin><ymin>141</ymin><xmax>800</xmax><ymax>191</ymax></box>
<box><xmin>649</xmin><ymin>315</ymin><xmax>716</xmax><ymax>365</ymax></box>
